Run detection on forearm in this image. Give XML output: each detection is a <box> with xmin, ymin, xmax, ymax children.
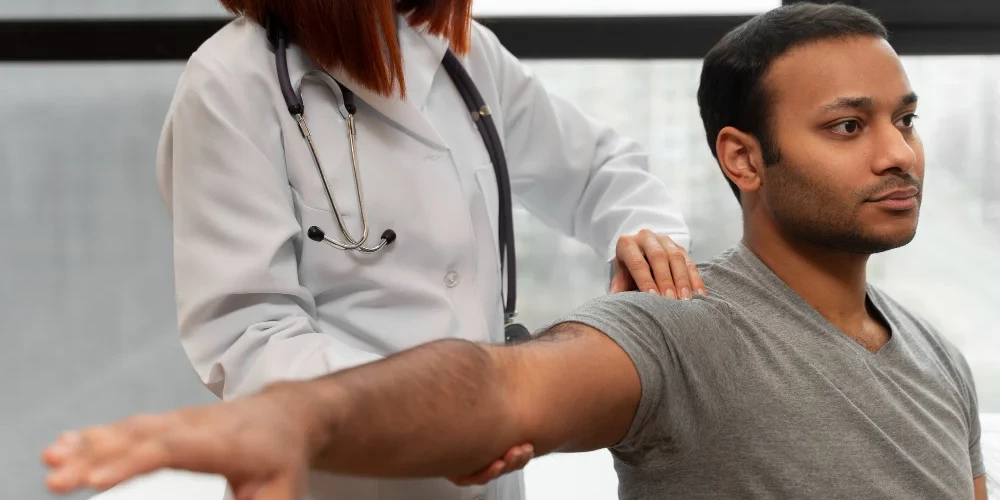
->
<box><xmin>290</xmin><ymin>339</ymin><xmax>522</xmax><ymax>478</ymax></box>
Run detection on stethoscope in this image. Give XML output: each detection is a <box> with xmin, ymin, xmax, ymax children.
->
<box><xmin>266</xmin><ymin>16</ymin><xmax>530</xmax><ymax>344</ymax></box>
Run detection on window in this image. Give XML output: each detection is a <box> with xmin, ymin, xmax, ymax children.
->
<box><xmin>0</xmin><ymin>62</ymin><xmax>219</xmax><ymax>500</ymax></box>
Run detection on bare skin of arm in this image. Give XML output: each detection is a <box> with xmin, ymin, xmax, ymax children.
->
<box><xmin>974</xmin><ymin>475</ymin><xmax>988</xmax><ymax>500</ymax></box>
<box><xmin>307</xmin><ymin>323</ymin><xmax>640</xmax><ymax>477</ymax></box>
<box><xmin>43</xmin><ymin>323</ymin><xmax>641</xmax><ymax>498</ymax></box>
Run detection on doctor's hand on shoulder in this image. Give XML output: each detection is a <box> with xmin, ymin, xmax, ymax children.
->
<box><xmin>611</xmin><ymin>230</ymin><xmax>705</xmax><ymax>298</ymax></box>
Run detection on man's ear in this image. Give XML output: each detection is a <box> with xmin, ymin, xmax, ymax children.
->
<box><xmin>716</xmin><ymin>126</ymin><xmax>765</xmax><ymax>195</ymax></box>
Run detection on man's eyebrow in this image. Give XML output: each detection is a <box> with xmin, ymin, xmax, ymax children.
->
<box><xmin>820</xmin><ymin>96</ymin><xmax>876</xmax><ymax>113</ymax></box>
<box><xmin>899</xmin><ymin>92</ymin><xmax>919</xmax><ymax>107</ymax></box>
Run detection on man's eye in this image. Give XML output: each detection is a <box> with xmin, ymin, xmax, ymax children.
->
<box><xmin>896</xmin><ymin>113</ymin><xmax>918</xmax><ymax>129</ymax></box>
<box><xmin>830</xmin><ymin>120</ymin><xmax>863</xmax><ymax>135</ymax></box>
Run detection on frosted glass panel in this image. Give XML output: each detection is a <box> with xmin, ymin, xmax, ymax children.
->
<box><xmin>0</xmin><ymin>63</ymin><xmax>218</xmax><ymax>500</ymax></box>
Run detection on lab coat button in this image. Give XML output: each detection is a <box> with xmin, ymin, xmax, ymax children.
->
<box><xmin>444</xmin><ymin>271</ymin><xmax>460</xmax><ymax>287</ymax></box>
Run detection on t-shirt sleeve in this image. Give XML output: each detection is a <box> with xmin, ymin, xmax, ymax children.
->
<box><xmin>559</xmin><ymin>291</ymin><xmax>736</xmax><ymax>466</ymax></box>
<box><xmin>955</xmin><ymin>354</ymin><xmax>984</xmax><ymax>477</ymax></box>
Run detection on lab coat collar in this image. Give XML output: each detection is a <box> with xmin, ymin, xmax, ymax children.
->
<box><xmin>285</xmin><ymin>16</ymin><xmax>451</xmax><ymax>150</ymax></box>
<box><xmin>397</xmin><ymin>16</ymin><xmax>450</xmax><ymax>111</ymax></box>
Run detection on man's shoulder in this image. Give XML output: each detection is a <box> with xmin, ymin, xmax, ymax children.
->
<box><xmin>560</xmin><ymin>290</ymin><xmax>736</xmax><ymax>346</ymax></box>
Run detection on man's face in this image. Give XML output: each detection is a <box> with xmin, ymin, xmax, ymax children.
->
<box><xmin>758</xmin><ymin>36</ymin><xmax>924</xmax><ymax>255</ymax></box>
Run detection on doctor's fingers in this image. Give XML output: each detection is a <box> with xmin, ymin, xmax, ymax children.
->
<box><xmin>499</xmin><ymin>444</ymin><xmax>534</xmax><ymax>475</ymax></box>
<box><xmin>652</xmin><ymin>234</ymin><xmax>706</xmax><ymax>297</ymax></box>
<box><xmin>652</xmin><ymin>234</ymin><xmax>697</xmax><ymax>300</ymax></box>
<box><xmin>448</xmin><ymin>460</ymin><xmax>506</xmax><ymax>487</ymax></box>
<box><xmin>638</xmin><ymin>229</ymin><xmax>691</xmax><ymax>298</ymax></box>
<box><xmin>448</xmin><ymin>444</ymin><xmax>534</xmax><ymax>487</ymax></box>
<box><xmin>684</xmin><ymin>255</ymin><xmax>707</xmax><ymax>298</ymax></box>
<box><xmin>615</xmin><ymin>236</ymin><xmax>659</xmax><ymax>296</ymax></box>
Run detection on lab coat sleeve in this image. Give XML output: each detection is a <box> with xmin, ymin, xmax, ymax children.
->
<box><xmin>157</xmin><ymin>56</ymin><xmax>381</xmax><ymax>401</ymax></box>
<box><xmin>474</xmin><ymin>24</ymin><xmax>692</xmax><ymax>259</ymax></box>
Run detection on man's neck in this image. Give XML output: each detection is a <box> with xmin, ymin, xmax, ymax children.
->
<box><xmin>742</xmin><ymin>223</ymin><xmax>871</xmax><ymax>336</ymax></box>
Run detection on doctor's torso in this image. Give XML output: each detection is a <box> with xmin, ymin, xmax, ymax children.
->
<box><xmin>289</xmin><ymin>39</ymin><xmax>508</xmax><ymax>353</ymax></box>
<box><xmin>159</xmin><ymin>16</ymin><xmax>519</xmax><ymax>500</ymax></box>
<box><xmin>189</xmin><ymin>18</ymin><xmax>507</xmax><ymax>350</ymax></box>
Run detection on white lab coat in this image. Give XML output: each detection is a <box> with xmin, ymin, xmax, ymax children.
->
<box><xmin>156</xmin><ymin>15</ymin><xmax>690</xmax><ymax>500</ymax></box>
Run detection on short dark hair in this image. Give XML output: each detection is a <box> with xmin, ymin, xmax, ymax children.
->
<box><xmin>696</xmin><ymin>2</ymin><xmax>888</xmax><ymax>200</ymax></box>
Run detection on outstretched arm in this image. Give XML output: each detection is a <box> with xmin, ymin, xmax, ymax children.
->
<box><xmin>309</xmin><ymin>323</ymin><xmax>640</xmax><ymax>477</ymax></box>
<box><xmin>44</xmin><ymin>323</ymin><xmax>640</xmax><ymax>496</ymax></box>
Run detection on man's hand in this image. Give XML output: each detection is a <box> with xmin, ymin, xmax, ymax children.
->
<box><xmin>611</xmin><ymin>229</ymin><xmax>706</xmax><ymax>299</ymax></box>
<box><xmin>43</xmin><ymin>386</ymin><xmax>315</xmax><ymax>500</ymax></box>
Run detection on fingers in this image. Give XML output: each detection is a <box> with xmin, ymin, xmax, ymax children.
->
<box><xmin>686</xmin><ymin>256</ymin><xmax>708</xmax><ymax>296</ymax></box>
<box><xmin>448</xmin><ymin>444</ymin><xmax>535</xmax><ymax>487</ymax></box>
<box><xmin>45</xmin><ymin>428</ymin><xmax>125</xmax><ymax>493</ymax></box>
<box><xmin>449</xmin><ymin>460</ymin><xmax>505</xmax><ymax>487</ymax></box>
<box><xmin>637</xmin><ymin>230</ymin><xmax>678</xmax><ymax>298</ymax></box>
<box><xmin>613</xmin><ymin>232</ymin><xmax>707</xmax><ymax>300</ymax></box>
<box><xmin>43</xmin><ymin>431</ymin><xmax>84</xmax><ymax>468</ymax></box>
<box><xmin>46</xmin><ymin>456</ymin><xmax>87</xmax><ymax>494</ymax></box>
<box><xmin>500</xmin><ymin>444</ymin><xmax>534</xmax><ymax>473</ymax></box>
<box><xmin>44</xmin><ymin>412</ymin><xmax>214</xmax><ymax>494</ymax></box>
<box><xmin>657</xmin><ymin>235</ymin><xmax>692</xmax><ymax>300</ymax></box>
<box><xmin>45</xmin><ymin>426</ymin><xmax>162</xmax><ymax>494</ymax></box>
<box><xmin>615</xmin><ymin>236</ymin><xmax>658</xmax><ymax>296</ymax></box>
<box><xmin>85</xmin><ymin>436</ymin><xmax>182</xmax><ymax>491</ymax></box>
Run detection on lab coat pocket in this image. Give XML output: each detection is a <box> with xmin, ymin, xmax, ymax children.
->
<box><xmin>474</xmin><ymin>163</ymin><xmax>501</xmax><ymax>264</ymax></box>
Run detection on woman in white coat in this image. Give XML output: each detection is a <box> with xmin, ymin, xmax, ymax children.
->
<box><xmin>155</xmin><ymin>0</ymin><xmax>702</xmax><ymax>499</ymax></box>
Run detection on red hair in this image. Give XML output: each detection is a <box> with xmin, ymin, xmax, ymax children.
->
<box><xmin>220</xmin><ymin>0</ymin><xmax>474</xmax><ymax>98</ymax></box>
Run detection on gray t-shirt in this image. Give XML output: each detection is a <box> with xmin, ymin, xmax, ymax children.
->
<box><xmin>563</xmin><ymin>244</ymin><xmax>983</xmax><ymax>499</ymax></box>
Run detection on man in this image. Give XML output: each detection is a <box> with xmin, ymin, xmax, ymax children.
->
<box><xmin>43</xmin><ymin>3</ymin><xmax>987</xmax><ymax>499</ymax></box>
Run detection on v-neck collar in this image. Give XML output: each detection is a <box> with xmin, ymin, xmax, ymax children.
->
<box><xmin>732</xmin><ymin>243</ymin><xmax>900</xmax><ymax>360</ymax></box>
